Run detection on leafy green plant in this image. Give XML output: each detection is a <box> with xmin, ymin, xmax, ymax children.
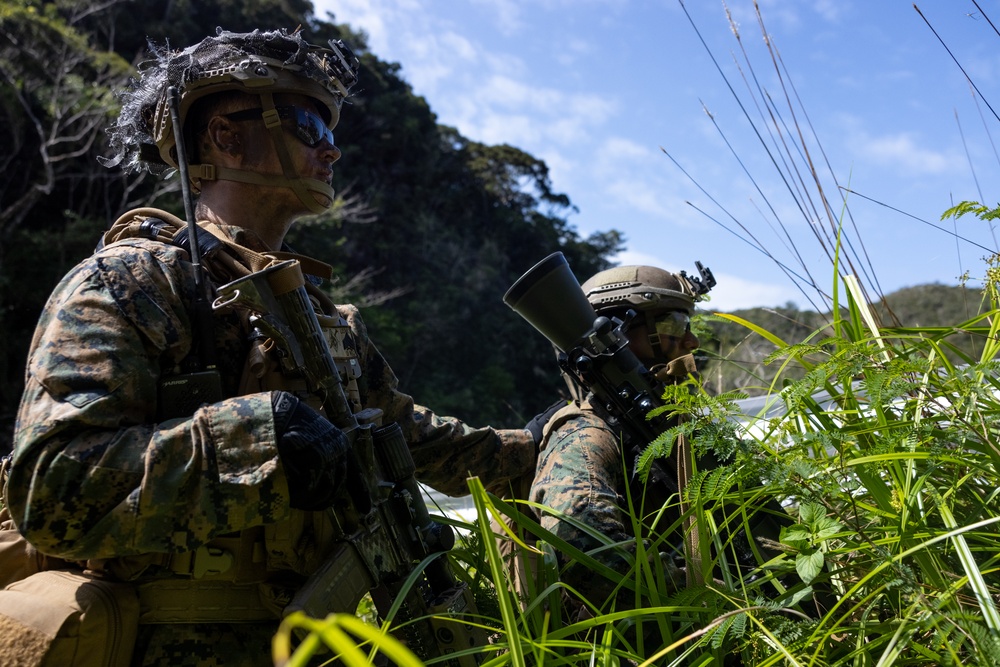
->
<box><xmin>273</xmin><ymin>611</ymin><xmax>424</xmax><ymax>667</ymax></box>
<box><xmin>778</xmin><ymin>502</ymin><xmax>844</xmax><ymax>584</ymax></box>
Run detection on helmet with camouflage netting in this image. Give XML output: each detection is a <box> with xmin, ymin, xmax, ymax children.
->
<box><xmin>581</xmin><ymin>264</ymin><xmax>714</xmax><ymax>316</ymax></box>
<box><xmin>102</xmin><ymin>27</ymin><xmax>360</xmax><ymax>212</ymax></box>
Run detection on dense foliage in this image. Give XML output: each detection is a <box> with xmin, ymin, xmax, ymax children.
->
<box><xmin>0</xmin><ymin>0</ymin><xmax>621</xmax><ymax>450</ymax></box>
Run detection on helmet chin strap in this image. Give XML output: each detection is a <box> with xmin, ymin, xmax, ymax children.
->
<box><xmin>189</xmin><ymin>91</ymin><xmax>336</xmax><ymax>214</ymax></box>
<box><xmin>650</xmin><ymin>353</ymin><xmax>699</xmax><ymax>384</ymax></box>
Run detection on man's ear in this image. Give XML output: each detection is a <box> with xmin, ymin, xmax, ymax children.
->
<box><xmin>203</xmin><ymin>115</ymin><xmax>242</xmax><ymax>159</ymax></box>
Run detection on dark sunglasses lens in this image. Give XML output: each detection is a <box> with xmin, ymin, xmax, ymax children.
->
<box><xmin>275</xmin><ymin>106</ymin><xmax>333</xmax><ymax>147</ymax></box>
<box><xmin>229</xmin><ymin>107</ymin><xmax>335</xmax><ymax>147</ymax></box>
<box><xmin>293</xmin><ymin>108</ymin><xmax>333</xmax><ymax>147</ymax></box>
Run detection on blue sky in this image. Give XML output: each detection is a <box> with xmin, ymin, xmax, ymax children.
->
<box><xmin>316</xmin><ymin>0</ymin><xmax>1000</xmax><ymax>312</ymax></box>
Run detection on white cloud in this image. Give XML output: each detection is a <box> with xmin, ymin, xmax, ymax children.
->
<box><xmin>723</xmin><ymin>0</ymin><xmax>847</xmax><ymax>45</ymax></box>
<box><xmin>440</xmin><ymin>32</ymin><xmax>479</xmax><ymax>63</ymax></box>
<box><xmin>963</xmin><ymin>52</ymin><xmax>1000</xmax><ymax>88</ymax></box>
<box><xmin>602</xmin><ymin>137</ymin><xmax>657</xmax><ymax>162</ymax></box>
<box><xmin>830</xmin><ymin>112</ymin><xmax>962</xmax><ymax>177</ymax></box>
<box><xmin>610</xmin><ymin>249</ymin><xmax>688</xmax><ymax>278</ymax></box>
<box><xmin>705</xmin><ymin>271</ymin><xmax>803</xmax><ymax>311</ymax></box>
<box><xmin>854</xmin><ymin>132</ymin><xmax>960</xmax><ymax>175</ymax></box>
<box><xmin>439</xmin><ymin>77</ymin><xmax>615</xmax><ymax>152</ymax></box>
<box><xmin>320</xmin><ymin>0</ymin><xmax>616</xmax><ymax>159</ymax></box>
<box><xmin>394</xmin><ymin>28</ymin><xmax>494</xmax><ymax>93</ymax></box>
<box><xmin>605</xmin><ymin>179</ymin><xmax>673</xmax><ymax>219</ymax></box>
<box><xmin>470</xmin><ymin>0</ymin><xmax>525</xmax><ymax>35</ymax></box>
<box><xmin>813</xmin><ymin>0</ymin><xmax>848</xmax><ymax>23</ymax></box>
<box><xmin>471</xmin><ymin>113</ymin><xmax>537</xmax><ymax>146</ymax></box>
<box><xmin>477</xmin><ymin>75</ymin><xmax>542</xmax><ymax>108</ymax></box>
<box><xmin>556</xmin><ymin>38</ymin><xmax>593</xmax><ymax>67</ymax></box>
<box><xmin>587</xmin><ymin>137</ymin><xmax>685</xmax><ymax>221</ymax></box>
<box><xmin>726</xmin><ymin>0</ymin><xmax>801</xmax><ymax>36</ymax></box>
<box><xmin>322</xmin><ymin>0</ymin><xmax>400</xmax><ymax>55</ymax></box>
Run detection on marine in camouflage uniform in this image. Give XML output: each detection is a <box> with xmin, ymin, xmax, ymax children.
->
<box><xmin>528</xmin><ymin>265</ymin><xmax>703</xmax><ymax>608</ymax></box>
<box><xmin>5</xmin><ymin>28</ymin><xmax>535</xmax><ymax>666</ymax></box>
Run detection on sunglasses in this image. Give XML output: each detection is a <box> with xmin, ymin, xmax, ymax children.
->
<box><xmin>222</xmin><ymin>105</ymin><xmax>335</xmax><ymax>148</ymax></box>
<box><xmin>651</xmin><ymin>311</ymin><xmax>691</xmax><ymax>339</ymax></box>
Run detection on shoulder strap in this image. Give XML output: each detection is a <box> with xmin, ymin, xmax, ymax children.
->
<box><xmin>99</xmin><ymin>209</ymin><xmax>262</xmax><ymax>280</ymax></box>
<box><xmin>101</xmin><ymin>207</ymin><xmax>186</xmax><ymax>249</ymax></box>
<box><xmin>101</xmin><ymin>208</ymin><xmax>337</xmax><ymax>284</ymax></box>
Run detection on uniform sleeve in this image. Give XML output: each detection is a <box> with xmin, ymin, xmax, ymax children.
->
<box><xmin>8</xmin><ymin>242</ymin><xmax>290</xmax><ymax>561</ymax></box>
<box><xmin>531</xmin><ymin>412</ymin><xmax>630</xmax><ymax>547</ymax></box>
<box><xmin>529</xmin><ymin>410</ymin><xmax>636</xmax><ymax>603</ymax></box>
<box><xmin>337</xmin><ymin>305</ymin><xmax>536</xmax><ymax>497</ymax></box>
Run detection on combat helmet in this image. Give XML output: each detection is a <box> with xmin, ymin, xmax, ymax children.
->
<box><xmin>582</xmin><ymin>263</ymin><xmax>715</xmax><ymax>357</ymax></box>
<box><xmin>102</xmin><ymin>27</ymin><xmax>360</xmax><ymax>213</ymax></box>
<box><xmin>581</xmin><ymin>265</ymin><xmax>715</xmax><ymax>315</ymax></box>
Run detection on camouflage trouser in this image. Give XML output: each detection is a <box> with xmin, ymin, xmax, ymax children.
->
<box><xmin>133</xmin><ymin>622</ymin><xmax>275</xmax><ymax>667</ymax></box>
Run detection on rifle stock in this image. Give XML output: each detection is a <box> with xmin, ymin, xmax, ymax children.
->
<box><xmin>213</xmin><ymin>260</ymin><xmax>484</xmax><ymax>665</ymax></box>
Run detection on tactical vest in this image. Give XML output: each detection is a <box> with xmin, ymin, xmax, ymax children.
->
<box><xmin>86</xmin><ymin>208</ymin><xmax>369</xmax><ymax>621</ymax></box>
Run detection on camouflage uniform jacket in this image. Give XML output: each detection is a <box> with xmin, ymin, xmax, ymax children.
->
<box><xmin>10</xmin><ymin>220</ymin><xmax>534</xmax><ymax>558</ymax></box>
<box><xmin>529</xmin><ymin>397</ymin><xmax>635</xmax><ymax>604</ymax></box>
<box><xmin>529</xmin><ymin>362</ymin><xmax>694</xmax><ymax>607</ymax></box>
<box><xmin>5</xmin><ymin>220</ymin><xmax>534</xmax><ymax>664</ymax></box>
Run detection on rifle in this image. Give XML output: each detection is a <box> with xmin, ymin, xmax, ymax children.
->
<box><xmin>503</xmin><ymin>252</ymin><xmax>782</xmax><ymax>584</ymax></box>
<box><xmin>212</xmin><ymin>260</ymin><xmax>483</xmax><ymax>665</ymax></box>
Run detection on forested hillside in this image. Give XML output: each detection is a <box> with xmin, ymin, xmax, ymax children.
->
<box><xmin>700</xmin><ymin>282</ymin><xmax>989</xmax><ymax>395</ymax></box>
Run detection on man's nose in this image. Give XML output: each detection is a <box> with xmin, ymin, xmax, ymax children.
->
<box><xmin>322</xmin><ymin>143</ymin><xmax>342</xmax><ymax>164</ymax></box>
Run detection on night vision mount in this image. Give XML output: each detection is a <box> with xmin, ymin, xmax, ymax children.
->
<box><xmin>682</xmin><ymin>261</ymin><xmax>716</xmax><ymax>299</ymax></box>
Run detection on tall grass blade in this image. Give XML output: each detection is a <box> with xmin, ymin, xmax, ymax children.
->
<box><xmin>469</xmin><ymin>477</ymin><xmax>526</xmax><ymax>667</ymax></box>
<box><xmin>937</xmin><ymin>497</ymin><xmax>1000</xmax><ymax>632</ymax></box>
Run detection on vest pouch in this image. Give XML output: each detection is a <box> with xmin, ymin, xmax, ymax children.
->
<box><xmin>0</xmin><ymin>569</ymin><xmax>139</xmax><ymax>667</ymax></box>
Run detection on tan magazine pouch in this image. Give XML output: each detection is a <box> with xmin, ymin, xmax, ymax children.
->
<box><xmin>0</xmin><ymin>569</ymin><xmax>139</xmax><ymax>667</ymax></box>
